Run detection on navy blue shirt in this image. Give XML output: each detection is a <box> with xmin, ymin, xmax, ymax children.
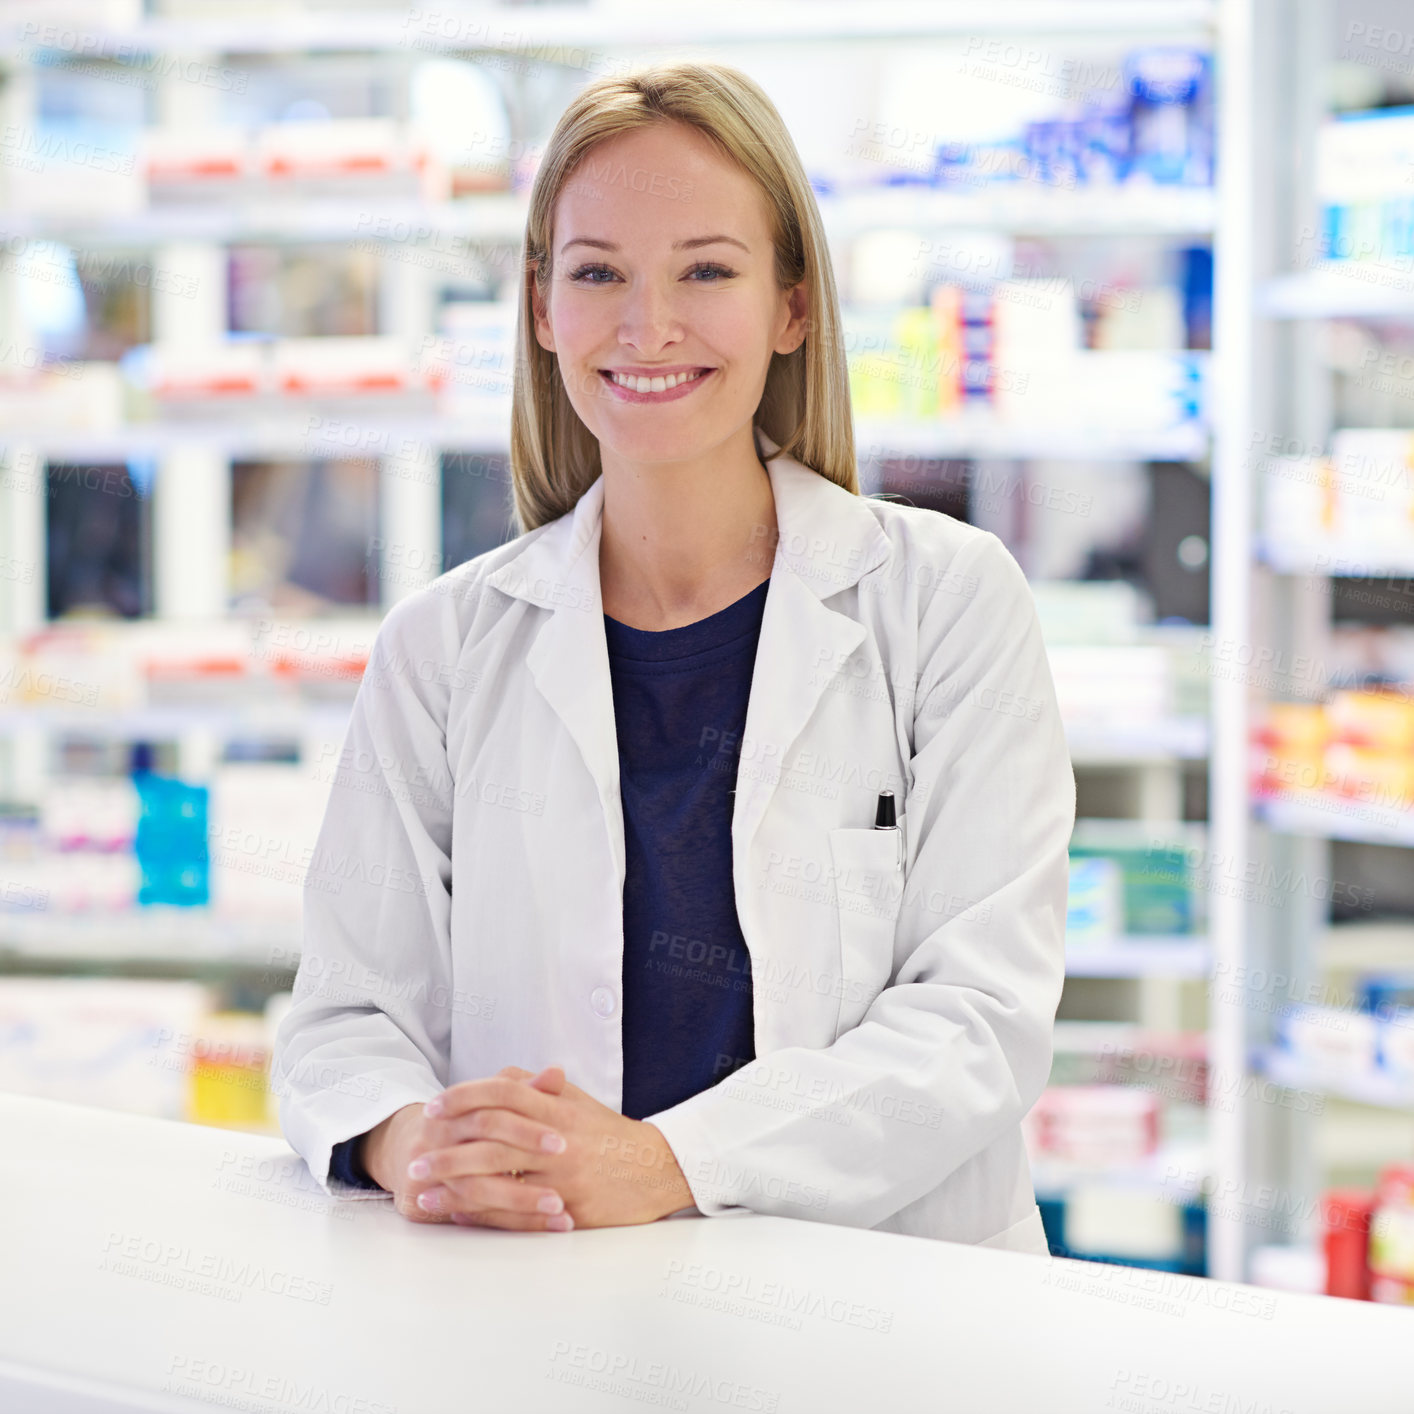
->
<box><xmin>608</xmin><ymin>576</ymin><xmax>767</xmax><ymax>1120</ymax></box>
<box><xmin>328</xmin><ymin>574</ymin><xmax>769</xmax><ymax>1188</ymax></box>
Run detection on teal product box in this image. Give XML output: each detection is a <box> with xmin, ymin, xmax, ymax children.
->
<box><xmin>1066</xmin><ymin>856</ymin><xmax>1125</xmax><ymax>943</ymax></box>
<box><xmin>133</xmin><ymin>772</ymin><xmax>209</xmax><ymax>907</ymax></box>
<box><xmin>1067</xmin><ymin>841</ymin><xmax>1195</xmax><ymax>936</ymax></box>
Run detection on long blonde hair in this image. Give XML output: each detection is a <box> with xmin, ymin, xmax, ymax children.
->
<box><xmin>508</xmin><ymin>60</ymin><xmax>857</xmax><ymax>533</ymax></box>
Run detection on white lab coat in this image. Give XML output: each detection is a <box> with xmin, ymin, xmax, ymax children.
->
<box><xmin>272</xmin><ymin>424</ymin><xmax>1076</xmax><ymax>1255</ymax></box>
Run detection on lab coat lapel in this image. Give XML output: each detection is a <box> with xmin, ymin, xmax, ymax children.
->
<box><xmin>731</xmin><ymin>431</ymin><xmax>892</xmax><ymax>855</ymax></box>
<box><xmin>481</xmin><ymin>427</ymin><xmax>893</xmax><ymax>895</ymax></box>
<box><xmin>484</xmin><ymin>474</ymin><xmax>626</xmax><ymax>890</ymax></box>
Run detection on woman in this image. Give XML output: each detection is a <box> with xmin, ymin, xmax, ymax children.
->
<box><xmin>272</xmin><ymin>61</ymin><xmax>1076</xmax><ymax>1253</ymax></box>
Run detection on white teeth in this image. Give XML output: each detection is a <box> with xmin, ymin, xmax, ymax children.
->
<box><xmin>609</xmin><ymin>368</ymin><xmax>707</xmax><ymax>392</ymax></box>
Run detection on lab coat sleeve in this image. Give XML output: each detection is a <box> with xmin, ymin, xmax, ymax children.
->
<box><xmin>643</xmin><ymin>529</ymin><xmax>1075</xmax><ymax>1232</ymax></box>
<box><xmin>270</xmin><ymin>587</ymin><xmax>456</xmax><ymax>1197</ymax></box>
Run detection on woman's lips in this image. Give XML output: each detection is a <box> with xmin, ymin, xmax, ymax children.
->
<box><xmin>598</xmin><ymin>367</ymin><xmax>716</xmax><ymax>404</ymax></box>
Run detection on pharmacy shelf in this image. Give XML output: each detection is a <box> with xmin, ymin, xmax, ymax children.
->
<box><xmin>1030</xmin><ymin>1138</ymin><xmax>1209</xmax><ymax>1199</ymax></box>
<box><xmin>0</xmin><ymin>2</ymin><xmax>1218</xmax><ymax>56</ymax></box>
<box><xmin>1255</xmin><ymin>795</ymin><xmax>1414</xmax><ymax>851</ymax></box>
<box><xmin>0</xmin><ymin>705</ymin><xmax>357</xmax><ymax>738</ymax></box>
<box><xmin>823</xmin><ymin>184</ymin><xmax>1216</xmax><ymax>238</ymax></box>
<box><xmin>3</xmin><ymin>413</ymin><xmax>1210</xmax><ymax>465</ymax></box>
<box><xmin>1260</xmin><ymin>1048</ymin><xmax>1414</xmax><ymax>1112</ymax></box>
<box><xmin>1257</xmin><ymin>536</ymin><xmax>1414</xmax><ymax>578</ymax></box>
<box><xmin>1066</xmin><ymin>937</ymin><xmax>1211</xmax><ymax>978</ymax></box>
<box><xmin>1258</xmin><ymin>267</ymin><xmax>1414</xmax><ymax>321</ymax></box>
<box><xmin>1064</xmin><ymin>715</ymin><xmax>1209</xmax><ymax>763</ymax></box>
<box><xmin>0</xmin><ymin>185</ymin><xmax>1216</xmax><ymax>249</ymax></box>
<box><xmin>0</xmin><ymin>908</ymin><xmax>300</xmax><ymax>970</ymax></box>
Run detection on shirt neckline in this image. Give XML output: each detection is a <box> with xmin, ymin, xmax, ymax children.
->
<box><xmin>604</xmin><ymin>576</ymin><xmax>770</xmax><ymax>664</ymax></box>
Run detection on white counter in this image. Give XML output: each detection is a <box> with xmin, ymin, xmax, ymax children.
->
<box><xmin>0</xmin><ymin>1094</ymin><xmax>1403</xmax><ymax>1414</ymax></box>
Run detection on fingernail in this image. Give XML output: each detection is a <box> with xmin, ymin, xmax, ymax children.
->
<box><xmin>537</xmin><ymin>1194</ymin><xmax>564</xmax><ymax>1215</ymax></box>
<box><xmin>546</xmin><ymin>1214</ymin><xmax>574</xmax><ymax>1232</ymax></box>
<box><xmin>424</xmin><ymin>1098</ymin><xmax>443</xmax><ymax>1117</ymax></box>
<box><xmin>408</xmin><ymin>1158</ymin><xmax>430</xmax><ymax>1179</ymax></box>
<box><xmin>417</xmin><ymin>1191</ymin><xmax>439</xmax><ymax>1211</ymax></box>
<box><xmin>541</xmin><ymin>1132</ymin><xmax>567</xmax><ymax>1154</ymax></box>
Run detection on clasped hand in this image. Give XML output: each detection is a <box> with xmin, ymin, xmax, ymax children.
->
<box><xmin>363</xmin><ymin>1065</ymin><xmax>694</xmax><ymax>1232</ymax></box>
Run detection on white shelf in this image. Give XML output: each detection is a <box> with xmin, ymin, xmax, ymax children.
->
<box><xmin>0</xmin><ymin>195</ymin><xmax>531</xmax><ymax>248</ymax></box>
<box><xmin>0</xmin><ymin>185</ymin><xmax>1216</xmax><ymax>249</ymax></box>
<box><xmin>1257</xmin><ymin>535</ymin><xmax>1414</xmax><ymax>578</ymax></box>
<box><xmin>1</xmin><ymin>3</ymin><xmax>1218</xmax><ymax>56</ymax></box>
<box><xmin>0</xmin><ymin>704</ymin><xmax>355</xmax><ymax>738</ymax></box>
<box><xmin>4</xmin><ymin>412</ymin><xmax>1209</xmax><ymax>464</ymax></box>
<box><xmin>1066</xmin><ymin>937</ymin><xmax>1210</xmax><ymax>977</ymax></box>
<box><xmin>856</xmin><ymin>417</ymin><xmax>1210</xmax><ymax>463</ymax></box>
<box><xmin>0</xmin><ymin>908</ymin><xmax>300</xmax><ymax>969</ymax></box>
<box><xmin>1065</xmin><ymin>715</ymin><xmax>1209</xmax><ymax>763</ymax></box>
<box><xmin>823</xmin><ymin>184</ymin><xmax>1216</xmax><ymax>238</ymax></box>
<box><xmin>1030</xmin><ymin>1138</ymin><xmax>1209</xmax><ymax>1199</ymax></box>
<box><xmin>1260</xmin><ymin>1048</ymin><xmax>1414</xmax><ymax>1112</ymax></box>
<box><xmin>1259</xmin><ymin>266</ymin><xmax>1414</xmax><ymax>320</ymax></box>
<box><xmin>1256</xmin><ymin>794</ymin><xmax>1414</xmax><ymax>850</ymax></box>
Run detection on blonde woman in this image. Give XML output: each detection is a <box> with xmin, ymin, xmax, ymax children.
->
<box><xmin>273</xmin><ymin>61</ymin><xmax>1075</xmax><ymax>1252</ymax></box>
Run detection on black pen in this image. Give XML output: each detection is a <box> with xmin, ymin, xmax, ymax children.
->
<box><xmin>874</xmin><ymin>790</ymin><xmax>902</xmax><ymax>871</ymax></box>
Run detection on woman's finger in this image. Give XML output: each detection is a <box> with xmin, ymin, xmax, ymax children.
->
<box><xmin>426</xmin><ymin>1076</ymin><xmax>558</xmax><ymax>1124</ymax></box>
<box><xmin>409</xmin><ymin>1137</ymin><xmax>556</xmax><ymax>1185</ymax></box>
<box><xmin>437</xmin><ymin>1106</ymin><xmax>568</xmax><ymax>1158</ymax></box>
<box><xmin>418</xmin><ymin>1174</ymin><xmax>565</xmax><ymax>1217</ymax></box>
<box><xmin>449</xmin><ymin>1208</ymin><xmax>575</xmax><ymax>1232</ymax></box>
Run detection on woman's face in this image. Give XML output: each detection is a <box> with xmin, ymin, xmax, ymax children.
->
<box><xmin>531</xmin><ymin>120</ymin><xmax>808</xmax><ymax>465</ymax></box>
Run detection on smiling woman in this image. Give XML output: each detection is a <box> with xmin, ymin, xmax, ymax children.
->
<box><xmin>271</xmin><ymin>60</ymin><xmax>1075</xmax><ymax>1255</ymax></box>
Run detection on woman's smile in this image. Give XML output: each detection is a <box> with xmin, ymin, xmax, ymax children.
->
<box><xmin>598</xmin><ymin>365</ymin><xmax>717</xmax><ymax>403</ymax></box>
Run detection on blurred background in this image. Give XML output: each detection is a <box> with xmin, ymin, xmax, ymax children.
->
<box><xmin>2</xmin><ymin>0</ymin><xmax>1414</xmax><ymax>1305</ymax></box>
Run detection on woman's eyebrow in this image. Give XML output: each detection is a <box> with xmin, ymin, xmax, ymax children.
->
<box><xmin>559</xmin><ymin>235</ymin><xmax>751</xmax><ymax>255</ymax></box>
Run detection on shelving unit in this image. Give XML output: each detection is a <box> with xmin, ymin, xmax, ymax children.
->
<box><xmin>1225</xmin><ymin>0</ymin><xmax>1414</xmax><ymax>1287</ymax></box>
<box><xmin>0</xmin><ymin>0</ymin><xmax>1233</xmax><ymax>1272</ymax></box>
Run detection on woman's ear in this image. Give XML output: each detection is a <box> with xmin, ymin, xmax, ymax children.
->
<box><xmin>774</xmin><ymin>279</ymin><xmax>810</xmax><ymax>356</ymax></box>
<box><xmin>530</xmin><ymin>264</ymin><xmax>556</xmax><ymax>353</ymax></box>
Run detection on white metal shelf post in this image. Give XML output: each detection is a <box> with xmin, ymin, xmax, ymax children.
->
<box><xmin>1207</xmin><ymin>0</ymin><xmax>1265</xmax><ymax>1284</ymax></box>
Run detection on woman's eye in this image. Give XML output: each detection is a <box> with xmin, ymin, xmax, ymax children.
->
<box><xmin>566</xmin><ymin>263</ymin><xmax>737</xmax><ymax>284</ymax></box>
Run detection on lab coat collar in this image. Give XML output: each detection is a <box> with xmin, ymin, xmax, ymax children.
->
<box><xmin>483</xmin><ymin>424</ymin><xmax>890</xmax><ymax>610</ymax></box>
<box><xmin>482</xmin><ymin>424</ymin><xmax>891</xmax><ymax>874</ymax></box>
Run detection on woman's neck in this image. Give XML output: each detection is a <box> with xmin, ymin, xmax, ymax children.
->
<box><xmin>597</xmin><ymin>427</ymin><xmax>779</xmax><ymax>631</ymax></box>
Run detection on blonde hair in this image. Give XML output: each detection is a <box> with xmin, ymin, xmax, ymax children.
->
<box><xmin>507</xmin><ymin>60</ymin><xmax>857</xmax><ymax>533</ymax></box>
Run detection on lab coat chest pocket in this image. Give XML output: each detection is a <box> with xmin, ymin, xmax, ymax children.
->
<box><xmin>827</xmin><ymin>816</ymin><xmax>907</xmax><ymax>1038</ymax></box>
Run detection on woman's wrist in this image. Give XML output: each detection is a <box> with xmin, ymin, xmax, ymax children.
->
<box><xmin>359</xmin><ymin>1103</ymin><xmax>424</xmax><ymax>1192</ymax></box>
<box><xmin>638</xmin><ymin>1121</ymin><xmax>696</xmax><ymax>1219</ymax></box>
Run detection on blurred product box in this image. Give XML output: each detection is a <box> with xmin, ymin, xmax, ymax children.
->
<box><xmin>2</xmin><ymin>120</ymin><xmax>143</xmax><ymax>218</ymax></box>
<box><xmin>900</xmin><ymin>44</ymin><xmax>1212</xmax><ymax>194</ymax></box>
<box><xmin>1065</xmin><ymin>855</ymin><xmax>1125</xmax><ymax>943</ymax></box>
<box><xmin>208</xmin><ymin>763</ymin><xmax>332</xmax><ymax>923</ymax></box>
<box><xmin>186</xmin><ymin>1010</ymin><xmax>272</xmax><ymax>1131</ymax></box>
<box><xmin>134</xmin><ymin>772</ymin><xmax>209</xmax><ymax>908</ymax></box>
<box><xmin>1316</xmin><ymin>106</ymin><xmax>1414</xmax><ymax>266</ymax></box>
<box><xmin>0</xmin><ymin>362</ymin><xmax>124</xmax><ymax>434</ymax></box>
<box><xmin>0</xmin><ymin>978</ymin><xmax>210</xmax><ymax>1119</ymax></box>
<box><xmin>1062</xmin><ymin>1184</ymin><xmax>1190</xmax><ymax>1264</ymax></box>
<box><xmin>846</xmin><ymin>283</ymin><xmax>1205</xmax><ymax>430</ymax></box>
<box><xmin>1045</xmin><ymin>645</ymin><xmax>1173</xmax><ymax>725</ymax></box>
<box><xmin>421</xmin><ymin>301</ymin><xmax>517</xmax><ymax>413</ymax></box>
<box><xmin>1274</xmin><ymin>1004</ymin><xmax>1379</xmax><ymax>1076</ymax></box>
<box><xmin>142</xmin><ymin>336</ymin><xmax>429</xmax><ymax>402</ymax></box>
<box><xmin>1068</xmin><ymin>820</ymin><xmax>1206</xmax><ymax>937</ymax></box>
<box><xmin>1370</xmin><ymin>1165</ymin><xmax>1414</xmax><ymax>1302</ymax></box>
<box><xmin>1261</xmin><ymin>429</ymin><xmax>1414</xmax><ymax>558</ymax></box>
<box><xmin>1025</xmin><ymin>1084</ymin><xmax>1161</xmax><ymax>1165</ymax></box>
<box><xmin>1257</xmin><ymin>687</ymin><xmax>1414</xmax><ymax>810</ymax></box>
<box><xmin>1323</xmin><ymin>1189</ymin><xmax>1375</xmax><ymax>1301</ymax></box>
